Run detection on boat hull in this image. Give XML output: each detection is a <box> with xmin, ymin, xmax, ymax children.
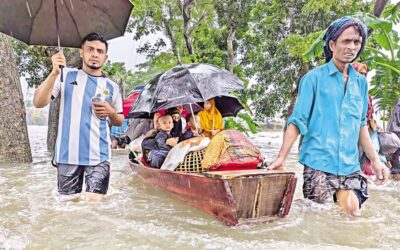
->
<box><xmin>130</xmin><ymin>162</ymin><xmax>297</xmax><ymax>226</ymax></box>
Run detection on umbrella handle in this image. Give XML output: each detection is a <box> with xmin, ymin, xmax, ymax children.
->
<box><xmin>60</xmin><ymin>65</ymin><xmax>64</xmax><ymax>82</ymax></box>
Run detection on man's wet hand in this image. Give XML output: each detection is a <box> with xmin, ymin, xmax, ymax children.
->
<box><xmin>267</xmin><ymin>157</ymin><xmax>285</xmax><ymax>171</ymax></box>
<box><xmin>51</xmin><ymin>51</ymin><xmax>66</xmax><ymax>75</ymax></box>
<box><xmin>371</xmin><ymin>159</ymin><xmax>388</xmax><ymax>185</ymax></box>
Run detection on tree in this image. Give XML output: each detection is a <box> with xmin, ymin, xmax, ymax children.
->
<box><xmin>0</xmin><ymin>33</ymin><xmax>32</xmax><ymax>163</ymax></box>
<box><xmin>102</xmin><ymin>61</ymin><xmax>140</xmax><ymax>96</ymax></box>
<box><xmin>214</xmin><ymin>0</ymin><xmax>256</xmax><ymax>72</ymax></box>
<box><xmin>129</xmin><ymin>0</ymin><xmax>182</xmax><ymax>61</ymax></box>
<box><xmin>303</xmin><ymin>2</ymin><xmax>399</xmax><ymax>128</ymax></box>
<box><xmin>241</xmin><ymin>0</ymin><xmax>373</xmax><ymax>120</ymax></box>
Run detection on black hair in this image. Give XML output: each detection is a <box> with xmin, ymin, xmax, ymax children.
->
<box><xmin>167</xmin><ymin>107</ymin><xmax>181</xmax><ymax>115</ymax></box>
<box><xmin>186</xmin><ymin>113</ymin><xmax>198</xmax><ymax>123</ymax></box>
<box><xmin>80</xmin><ymin>32</ymin><xmax>108</xmax><ymax>52</ymax></box>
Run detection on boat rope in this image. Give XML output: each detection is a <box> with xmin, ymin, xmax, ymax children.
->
<box><xmin>251</xmin><ymin>177</ymin><xmax>264</xmax><ymax>218</ymax></box>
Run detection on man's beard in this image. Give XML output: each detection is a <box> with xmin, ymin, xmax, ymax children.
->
<box><xmin>84</xmin><ymin>60</ymin><xmax>102</xmax><ymax>70</ymax></box>
<box><xmin>88</xmin><ymin>64</ymin><xmax>101</xmax><ymax>70</ymax></box>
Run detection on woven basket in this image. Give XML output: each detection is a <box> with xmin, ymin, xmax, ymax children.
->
<box><xmin>176</xmin><ymin>149</ymin><xmax>205</xmax><ymax>173</ymax></box>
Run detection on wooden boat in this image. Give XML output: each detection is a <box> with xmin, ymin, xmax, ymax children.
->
<box><xmin>130</xmin><ymin>161</ymin><xmax>297</xmax><ymax>226</ymax></box>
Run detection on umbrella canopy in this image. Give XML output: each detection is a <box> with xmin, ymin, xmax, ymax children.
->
<box><xmin>128</xmin><ymin>63</ymin><xmax>245</xmax><ymax>118</ymax></box>
<box><xmin>0</xmin><ymin>0</ymin><xmax>133</xmax><ymax>48</ymax></box>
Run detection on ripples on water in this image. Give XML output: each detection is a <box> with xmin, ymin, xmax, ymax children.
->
<box><xmin>0</xmin><ymin>126</ymin><xmax>399</xmax><ymax>249</ymax></box>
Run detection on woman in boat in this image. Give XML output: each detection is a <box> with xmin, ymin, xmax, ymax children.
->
<box><xmin>198</xmin><ymin>98</ymin><xmax>224</xmax><ymax>139</ymax></box>
<box><xmin>167</xmin><ymin>107</ymin><xmax>186</xmax><ymax>137</ymax></box>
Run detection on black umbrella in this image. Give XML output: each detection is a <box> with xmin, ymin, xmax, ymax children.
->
<box><xmin>128</xmin><ymin>63</ymin><xmax>245</xmax><ymax>118</ymax></box>
<box><xmin>0</xmin><ymin>0</ymin><xmax>133</xmax><ymax>80</ymax></box>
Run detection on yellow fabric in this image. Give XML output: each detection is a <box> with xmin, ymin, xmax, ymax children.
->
<box><xmin>201</xmin><ymin>132</ymin><xmax>227</xmax><ymax>169</ymax></box>
<box><xmin>198</xmin><ymin>99</ymin><xmax>223</xmax><ymax>138</ymax></box>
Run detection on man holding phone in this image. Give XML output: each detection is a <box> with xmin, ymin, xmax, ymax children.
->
<box><xmin>33</xmin><ymin>33</ymin><xmax>124</xmax><ymax>201</ymax></box>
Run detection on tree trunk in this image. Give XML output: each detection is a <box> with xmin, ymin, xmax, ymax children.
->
<box><xmin>182</xmin><ymin>0</ymin><xmax>195</xmax><ymax>56</ymax></box>
<box><xmin>47</xmin><ymin>96</ymin><xmax>60</xmax><ymax>152</ymax></box>
<box><xmin>373</xmin><ymin>0</ymin><xmax>389</xmax><ymax>17</ymax></box>
<box><xmin>227</xmin><ymin>26</ymin><xmax>236</xmax><ymax>72</ymax></box>
<box><xmin>164</xmin><ymin>19</ymin><xmax>179</xmax><ymax>61</ymax></box>
<box><xmin>0</xmin><ymin>34</ymin><xmax>32</xmax><ymax>163</ymax></box>
<box><xmin>286</xmin><ymin>64</ymin><xmax>309</xmax><ymax>120</ymax></box>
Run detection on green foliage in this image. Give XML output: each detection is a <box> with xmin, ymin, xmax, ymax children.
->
<box><xmin>13</xmin><ymin>41</ymin><xmax>81</xmax><ymax>88</ymax></box>
<box><xmin>383</xmin><ymin>3</ymin><xmax>400</xmax><ymax>25</ymax></box>
<box><xmin>303</xmin><ymin>5</ymin><xmax>400</xmax><ymax>123</ymax></box>
<box><xmin>224</xmin><ymin>112</ymin><xmax>259</xmax><ymax>135</ymax></box>
<box><xmin>129</xmin><ymin>0</ymin><xmax>259</xmax><ymax>134</ymax></box>
<box><xmin>102</xmin><ymin>61</ymin><xmax>139</xmax><ymax>97</ymax></box>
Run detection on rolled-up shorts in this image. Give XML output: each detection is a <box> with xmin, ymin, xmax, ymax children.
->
<box><xmin>57</xmin><ymin>161</ymin><xmax>110</xmax><ymax>195</ymax></box>
<box><xmin>303</xmin><ymin>166</ymin><xmax>368</xmax><ymax>208</ymax></box>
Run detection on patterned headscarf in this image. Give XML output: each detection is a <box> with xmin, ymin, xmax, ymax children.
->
<box><xmin>323</xmin><ymin>16</ymin><xmax>368</xmax><ymax>62</ymax></box>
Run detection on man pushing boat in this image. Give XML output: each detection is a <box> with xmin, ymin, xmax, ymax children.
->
<box><xmin>268</xmin><ymin>17</ymin><xmax>388</xmax><ymax>215</ymax></box>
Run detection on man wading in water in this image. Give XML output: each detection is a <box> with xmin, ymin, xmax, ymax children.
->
<box><xmin>33</xmin><ymin>33</ymin><xmax>124</xmax><ymax>201</ymax></box>
<box><xmin>268</xmin><ymin>17</ymin><xmax>388</xmax><ymax>215</ymax></box>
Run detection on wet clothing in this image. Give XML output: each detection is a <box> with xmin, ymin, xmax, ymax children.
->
<box><xmin>57</xmin><ymin>161</ymin><xmax>110</xmax><ymax>195</ymax></box>
<box><xmin>148</xmin><ymin>130</ymin><xmax>173</xmax><ymax>168</ymax></box>
<box><xmin>288</xmin><ymin>59</ymin><xmax>368</xmax><ymax>176</ymax></box>
<box><xmin>303</xmin><ymin>166</ymin><xmax>368</xmax><ymax>207</ymax></box>
<box><xmin>51</xmin><ymin>67</ymin><xmax>123</xmax><ymax>166</ymax></box>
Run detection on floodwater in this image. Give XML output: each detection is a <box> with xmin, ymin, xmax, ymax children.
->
<box><xmin>1</xmin><ymin>126</ymin><xmax>399</xmax><ymax>249</ymax></box>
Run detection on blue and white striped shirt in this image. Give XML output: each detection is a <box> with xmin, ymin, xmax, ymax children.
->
<box><xmin>52</xmin><ymin>68</ymin><xmax>123</xmax><ymax>166</ymax></box>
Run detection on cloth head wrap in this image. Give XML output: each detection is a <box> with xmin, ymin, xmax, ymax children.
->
<box><xmin>323</xmin><ymin>16</ymin><xmax>368</xmax><ymax>62</ymax></box>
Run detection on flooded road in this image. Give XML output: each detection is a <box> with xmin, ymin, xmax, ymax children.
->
<box><xmin>1</xmin><ymin>126</ymin><xmax>399</xmax><ymax>249</ymax></box>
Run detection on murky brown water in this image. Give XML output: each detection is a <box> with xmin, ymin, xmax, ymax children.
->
<box><xmin>1</xmin><ymin>126</ymin><xmax>399</xmax><ymax>249</ymax></box>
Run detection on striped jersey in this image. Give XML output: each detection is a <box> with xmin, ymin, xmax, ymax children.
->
<box><xmin>51</xmin><ymin>67</ymin><xmax>123</xmax><ymax>166</ymax></box>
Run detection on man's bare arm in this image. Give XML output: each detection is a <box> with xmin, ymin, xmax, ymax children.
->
<box><xmin>268</xmin><ymin>123</ymin><xmax>300</xmax><ymax>170</ymax></box>
<box><xmin>33</xmin><ymin>52</ymin><xmax>65</xmax><ymax>108</ymax></box>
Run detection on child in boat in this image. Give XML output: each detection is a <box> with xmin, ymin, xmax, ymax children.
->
<box><xmin>179</xmin><ymin>113</ymin><xmax>202</xmax><ymax>142</ymax></box>
<box><xmin>147</xmin><ymin>114</ymin><xmax>178</xmax><ymax>168</ymax></box>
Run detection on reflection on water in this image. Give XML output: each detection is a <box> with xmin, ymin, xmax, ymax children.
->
<box><xmin>1</xmin><ymin>126</ymin><xmax>399</xmax><ymax>249</ymax></box>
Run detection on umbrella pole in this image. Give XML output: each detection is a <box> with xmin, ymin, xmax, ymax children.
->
<box><xmin>54</xmin><ymin>0</ymin><xmax>64</xmax><ymax>82</ymax></box>
<box><xmin>189</xmin><ymin>103</ymin><xmax>198</xmax><ymax>132</ymax></box>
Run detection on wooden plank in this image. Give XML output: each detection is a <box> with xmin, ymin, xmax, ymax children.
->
<box><xmin>228</xmin><ymin>177</ymin><xmax>259</xmax><ymax>219</ymax></box>
<box><xmin>203</xmin><ymin>169</ymin><xmax>295</xmax><ymax>179</ymax></box>
<box><xmin>256</xmin><ymin>175</ymin><xmax>290</xmax><ymax>216</ymax></box>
